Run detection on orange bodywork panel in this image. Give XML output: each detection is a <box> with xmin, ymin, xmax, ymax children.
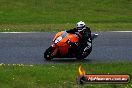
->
<box><xmin>53</xmin><ymin>31</ymin><xmax>63</xmax><ymax>41</ymax></box>
<box><xmin>56</xmin><ymin>33</ymin><xmax>79</xmax><ymax>47</ymax></box>
<box><xmin>52</xmin><ymin>31</ymin><xmax>79</xmax><ymax>56</ymax></box>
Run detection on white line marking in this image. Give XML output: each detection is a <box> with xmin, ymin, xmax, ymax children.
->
<box><xmin>110</xmin><ymin>31</ymin><xmax>132</xmax><ymax>32</ymax></box>
<box><xmin>0</xmin><ymin>32</ymin><xmax>43</xmax><ymax>33</ymax></box>
<box><xmin>0</xmin><ymin>31</ymin><xmax>132</xmax><ymax>33</ymax></box>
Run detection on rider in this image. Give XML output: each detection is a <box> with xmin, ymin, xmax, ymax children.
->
<box><xmin>66</xmin><ymin>21</ymin><xmax>92</xmax><ymax>58</ymax></box>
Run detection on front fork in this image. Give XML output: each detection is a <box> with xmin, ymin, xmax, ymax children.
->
<box><xmin>51</xmin><ymin>44</ymin><xmax>58</xmax><ymax>56</ymax></box>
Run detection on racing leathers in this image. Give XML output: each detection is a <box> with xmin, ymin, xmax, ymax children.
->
<box><xmin>66</xmin><ymin>27</ymin><xmax>92</xmax><ymax>58</ymax></box>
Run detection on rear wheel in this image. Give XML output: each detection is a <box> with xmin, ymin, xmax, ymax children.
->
<box><xmin>76</xmin><ymin>55</ymin><xmax>85</xmax><ymax>60</ymax></box>
<box><xmin>76</xmin><ymin>47</ymin><xmax>92</xmax><ymax>60</ymax></box>
<box><xmin>44</xmin><ymin>46</ymin><xmax>55</xmax><ymax>61</ymax></box>
<box><xmin>82</xmin><ymin>47</ymin><xmax>92</xmax><ymax>58</ymax></box>
<box><xmin>75</xmin><ymin>51</ymin><xmax>85</xmax><ymax>60</ymax></box>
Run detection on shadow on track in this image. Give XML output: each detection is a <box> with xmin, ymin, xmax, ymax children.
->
<box><xmin>44</xmin><ymin>58</ymin><xmax>93</xmax><ymax>64</ymax></box>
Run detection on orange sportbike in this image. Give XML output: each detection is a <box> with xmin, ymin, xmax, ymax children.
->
<box><xmin>44</xmin><ymin>31</ymin><xmax>98</xmax><ymax>60</ymax></box>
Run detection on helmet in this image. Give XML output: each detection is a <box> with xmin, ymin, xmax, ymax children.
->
<box><xmin>76</xmin><ymin>21</ymin><xmax>86</xmax><ymax>31</ymax></box>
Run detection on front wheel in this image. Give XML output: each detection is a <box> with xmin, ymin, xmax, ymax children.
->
<box><xmin>44</xmin><ymin>46</ymin><xmax>55</xmax><ymax>60</ymax></box>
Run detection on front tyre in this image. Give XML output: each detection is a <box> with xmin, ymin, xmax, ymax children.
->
<box><xmin>44</xmin><ymin>46</ymin><xmax>55</xmax><ymax>61</ymax></box>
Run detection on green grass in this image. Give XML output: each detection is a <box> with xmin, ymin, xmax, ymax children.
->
<box><xmin>0</xmin><ymin>23</ymin><xmax>132</xmax><ymax>32</ymax></box>
<box><xmin>0</xmin><ymin>63</ymin><xmax>132</xmax><ymax>88</ymax></box>
<box><xmin>0</xmin><ymin>0</ymin><xmax>132</xmax><ymax>31</ymax></box>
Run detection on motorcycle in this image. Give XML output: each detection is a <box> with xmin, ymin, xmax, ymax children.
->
<box><xmin>44</xmin><ymin>30</ymin><xmax>98</xmax><ymax>60</ymax></box>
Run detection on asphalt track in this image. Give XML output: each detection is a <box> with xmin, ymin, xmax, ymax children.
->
<box><xmin>0</xmin><ymin>32</ymin><xmax>132</xmax><ymax>64</ymax></box>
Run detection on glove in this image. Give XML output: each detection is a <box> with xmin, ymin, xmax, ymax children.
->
<box><xmin>67</xmin><ymin>39</ymin><xmax>78</xmax><ymax>47</ymax></box>
<box><xmin>67</xmin><ymin>39</ymin><xmax>71</xmax><ymax>44</ymax></box>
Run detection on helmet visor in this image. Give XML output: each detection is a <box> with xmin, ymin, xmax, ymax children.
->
<box><xmin>77</xmin><ymin>27</ymin><xmax>83</xmax><ymax>30</ymax></box>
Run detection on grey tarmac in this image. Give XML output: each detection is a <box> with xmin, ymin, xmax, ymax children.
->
<box><xmin>0</xmin><ymin>32</ymin><xmax>132</xmax><ymax>64</ymax></box>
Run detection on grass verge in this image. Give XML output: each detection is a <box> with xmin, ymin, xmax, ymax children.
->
<box><xmin>0</xmin><ymin>23</ymin><xmax>132</xmax><ymax>32</ymax></box>
<box><xmin>0</xmin><ymin>0</ymin><xmax>132</xmax><ymax>32</ymax></box>
<box><xmin>0</xmin><ymin>62</ymin><xmax>132</xmax><ymax>88</ymax></box>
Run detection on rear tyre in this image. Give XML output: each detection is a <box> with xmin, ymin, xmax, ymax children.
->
<box><xmin>44</xmin><ymin>46</ymin><xmax>55</xmax><ymax>61</ymax></box>
<box><xmin>76</xmin><ymin>55</ymin><xmax>85</xmax><ymax>60</ymax></box>
<box><xmin>76</xmin><ymin>47</ymin><xmax>92</xmax><ymax>60</ymax></box>
<box><xmin>82</xmin><ymin>47</ymin><xmax>92</xmax><ymax>58</ymax></box>
<box><xmin>75</xmin><ymin>52</ymin><xmax>85</xmax><ymax>60</ymax></box>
